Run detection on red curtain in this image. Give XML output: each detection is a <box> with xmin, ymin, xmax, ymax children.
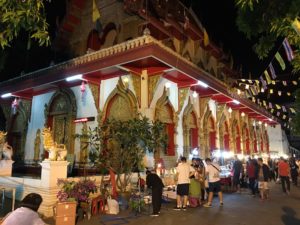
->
<box><xmin>260</xmin><ymin>140</ymin><xmax>264</xmax><ymax>152</ymax></box>
<box><xmin>166</xmin><ymin>124</ymin><xmax>175</xmax><ymax>156</ymax></box>
<box><xmin>236</xmin><ymin>136</ymin><xmax>241</xmax><ymax>153</ymax></box>
<box><xmin>254</xmin><ymin>139</ymin><xmax>257</xmax><ymax>153</ymax></box>
<box><xmin>209</xmin><ymin>131</ymin><xmax>216</xmax><ymax>152</ymax></box>
<box><xmin>190</xmin><ymin>128</ymin><xmax>198</xmax><ymax>149</ymax></box>
<box><xmin>246</xmin><ymin>139</ymin><xmax>250</xmax><ymax>155</ymax></box>
<box><xmin>224</xmin><ymin>134</ymin><xmax>230</xmax><ymax>151</ymax></box>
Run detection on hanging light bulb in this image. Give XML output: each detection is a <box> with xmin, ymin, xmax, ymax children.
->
<box><xmin>237</xmin><ymin>89</ymin><xmax>241</xmax><ymax>95</ymax></box>
<box><xmin>228</xmin><ymin>107</ymin><xmax>232</xmax><ymax>113</ymax></box>
<box><xmin>261</xmin><ymin>88</ymin><xmax>264</xmax><ymax>93</ymax></box>
<box><xmin>241</xmin><ymin>112</ymin><xmax>245</xmax><ymax>117</ymax></box>
<box><xmin>193</xmin><ymin>91</ymin><xmax>198</xmax><ymax>98</ymax></box>
<box><xmin>245</xmin><ymin>84</ymin><xmax>249</xmax><ymax>89</ymax></box>
<box><xmin>165</xmin><ymin>82</ymin><xmax>171</xmax><ymax>89</ymax></box>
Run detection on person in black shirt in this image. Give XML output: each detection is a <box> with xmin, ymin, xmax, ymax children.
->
<box><xmin>146</xmin><ymin>170</ymin><xmax>164</xmax><ymax>217</ymax></box>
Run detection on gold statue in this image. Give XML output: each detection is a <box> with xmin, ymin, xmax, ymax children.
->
<box><xmin>42</xmin><ymin>127</ymin><xmax>67</xmax><ymax>161</ymax></box>
<box><xmin>0</xmin><ymin>131</ymin><xmax>13</xmax><ymax>160</ymax></box>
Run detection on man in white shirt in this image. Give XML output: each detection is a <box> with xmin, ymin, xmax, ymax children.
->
<box><xmin>2</xmin><ymin>193</ymin><xmax>47</xmax><ymax>225</ymax></box>
<box><xmin>204</xmin><ymin>158</ymin><xmax>223</xmax><ymax>207</ymax></box>
<box><xmin>173</xmin><ymin>157</ymin><xmax>195</xmax><ymax>211</ymax></box>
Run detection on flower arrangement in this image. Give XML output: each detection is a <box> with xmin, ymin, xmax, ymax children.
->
<box><xmin>129</xmin><ymin>192</ymin><xmax>145</xmax><ymax>213</ymax></box>
<box><xmin>57</xmin><ymin>178</ymin><xmax>97</xmax><ymax>203</ymax></box>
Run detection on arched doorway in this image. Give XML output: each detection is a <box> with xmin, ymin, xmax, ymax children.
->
<box><xmin>7</xmin><ymin>101</ymin><xmax>28</xmax><ymax>161</ymax></box>
<box><xmin>202</xmin><ymin>106</ymin><xmax>216</xmax><ymax>156</ymax></box>
<box><xmin>45</xmin><ymin>89</ymin><xmax>77</xmax><ymax>154</ymax></box>
<box><xmin>208</xmin><ymin>116</ymin><xmax>216</xmax><ymax>152</ymax></box>
<box><xmin>264</xmin><ymin>130</ymin><xmax>269</xmax><ymax>153</ymax></box>
<box><xmin>242</xmin><ymin>123</ymin><xmax>250</xmax><ymax>155</ymax></box>
<box><xmin>155</xmin><ymin>88</ymin><xmax>176</xmax><ymax>157</ymax></box>
<box><xmin>253</xmin><ymin>132</ymin><xmax>258</xmax><ymax>153</ymax></box>
<box><xmin>0</xmin><ymin>106</ymin><xmax>6</xmax><ymax>131</ymax></box>
<box><xmin>182</xmin><ymin>99</ymin><xmax>198</xmax><ymax>157</ymax></box>
<box><xmin>218</xmin><ymin>113</ymin><xmax>229</xmax><ymax>152</ymax></box>
<box><xmin>232</xmin><ymin>120</ymin><xmax>241</xmax><ymax>154</ymax></box>
<box><xmin>223</xmin><ymin>122</ymin><xmax>230</xmax><ymax>151</ymax></box>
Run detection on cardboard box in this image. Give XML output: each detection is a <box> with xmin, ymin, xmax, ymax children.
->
<box><xmin>55</xmin><ymin>215</ymin><xmax>76</xmax><ymax>225</ymax></box>
<box><xmin>55</xmin><ymin>202</ymin><xmax>77</xmax><ymax>217</ymax></box>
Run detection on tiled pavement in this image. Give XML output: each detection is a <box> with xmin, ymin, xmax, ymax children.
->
<box><xmin>2</xmin><ymin>181</ymin><xmax>300</xmax><ymax>225</ymax></box>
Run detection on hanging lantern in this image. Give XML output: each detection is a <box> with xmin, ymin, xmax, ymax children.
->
<box><xmin>80</xmin><ymin>81</ymin><xmax>86</xmax><ymax>100</ymax></box>
<box><xmin>11</xmin><ymin>98</ymin><xmax>19</xmax><ymax>114</ymax></box>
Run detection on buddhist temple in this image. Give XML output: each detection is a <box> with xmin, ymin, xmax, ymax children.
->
<box><xmin>0</xmin><ymin>0</ymin><xmax>289</xmax><ymax>170</ymax></box>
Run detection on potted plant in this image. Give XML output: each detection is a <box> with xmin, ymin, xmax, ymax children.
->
<box><xmin>57</xmin><ymin>178</ymin><xmax>97</xmax><ymax>220</ymax></box>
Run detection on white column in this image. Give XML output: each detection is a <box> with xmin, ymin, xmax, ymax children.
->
<box><xmin>0</xmin><ymin>160</ymin><xmax>14</xmax><ymax>176</ymax></box>
<box><xmin>40</xmin><ymin>161</ymin><xmax>69</xmax><ymax>187</ymax></box>
<box><xmin>140</xmin><ymin>69</ymin><xmax>149</xmax><ymax>116</ymax></box>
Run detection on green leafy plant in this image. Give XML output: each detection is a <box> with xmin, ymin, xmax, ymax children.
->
<box><xmin>77</xmin><ymin>115</ymin><xmax>168</xmax><ymax>193</ymax></box>
<box><xmin>0</xmin><ymin>0</ymin><xmax>50</xmax><ymax>49</ymax></box>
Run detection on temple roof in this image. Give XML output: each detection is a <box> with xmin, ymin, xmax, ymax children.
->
<box><xmin>0</xmin><ymin>34</ymin><xmax>277</xmax><ymax>125</ymax></box>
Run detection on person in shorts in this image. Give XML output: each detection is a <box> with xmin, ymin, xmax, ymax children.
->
<box><xmin>203</xmin><ymin>158</ymin><xmax>223</xmax><ymax>207</ymax></box>
<box><xmin>256</xmin><ymin>158</ymin><xmax>270</xmax><ymax>200</ymax></box>
<box><xmin>173</xmin><ymin>157</ymin><xmax>195</xmax><ymax>211</ymax></box>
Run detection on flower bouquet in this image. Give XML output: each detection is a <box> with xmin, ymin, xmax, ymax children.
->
<box><xmin>57</xmin><ymin>178</ymin><xmax>97</xmax><ymax>203</ymax></box>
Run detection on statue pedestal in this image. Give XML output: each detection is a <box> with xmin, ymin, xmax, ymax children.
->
<box><xmin>0</xmin><ymin>160</ymin><xmax>14</xmax><ymax>176</ymax></box>
<box><xmin>40</xmin><ymin>160</ymin><xmax>69</xmax><ymax>187</ymax></box>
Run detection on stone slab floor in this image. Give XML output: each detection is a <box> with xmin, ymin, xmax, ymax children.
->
<box><xmin>1</xmin><ymin>181</ymin><xmax>300</xmax><ymax>225</ymax></box>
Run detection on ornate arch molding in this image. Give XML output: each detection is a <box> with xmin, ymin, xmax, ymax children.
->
<box><xmin>44</xmin><ymin>88</ymin><xmax>77</xmax><ymax>124</ymax></box>
<box><xmin>44</xmin><ymin>88</ymin><xmax>77</xmax><ymax>154</ymax></box>
<box><xmin>102</xmin><ymin>78</ymin><xmax>138</xmax><ymax>121</ymax></box>
<box><xmin>182</xmin><ymin>98</ymin><xmax>198</xmax><ymax>157</ymax></box>
<box><xmin>154</xmin><ymin>88</ymin><xmax>176</xmax><ymax>124</ymax></box>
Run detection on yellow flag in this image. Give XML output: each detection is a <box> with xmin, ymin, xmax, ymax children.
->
<box><xmin>264</xmin><ymin>70</ymin><xmax>272</xmax><ymax>84</ymax></box>
<box><xmin>275</xmin><ymin>104</ymin><xmax>281</xmax><ymax>109</ymax></box>
<box><xmin>290</xmin><ymin>108</ymin><xmax>296</xmax><ymax>113</ymax></box>
<box><xmin>292</xmin><ymin>18</ymin><xmax>300</xmax><ymax>36</ymax></box>
<box><xmin>93</xmin><ymin>0</ymin><xmax>100</xmax><ymax>22</ymax></box>
<box><xmin>203</xmin><ymin>28</ymin><xmax>209</xmax><ymax>47</ymax></box>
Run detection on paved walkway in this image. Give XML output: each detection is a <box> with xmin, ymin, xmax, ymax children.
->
<box><xmin>75</xmin><ymin>182</ymin><xmax>300</xmax><ymax>225</ymax></box>
<box><xmin>2</xmin><ymin>181</ymin><xmax>300</xmax><ymax>225</ymax></box>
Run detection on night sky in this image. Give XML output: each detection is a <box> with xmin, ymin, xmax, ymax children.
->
<box><xmin>190</xmin><ymin>0</ymin><xmax>271</xmax><ymax>77</ymax></box>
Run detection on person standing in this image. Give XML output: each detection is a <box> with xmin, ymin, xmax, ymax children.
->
<box><xmin>203</xmin><ymin>158</ymin><xmax>223</xmax><ymax>207</ymax></box>
<box><xmin>290</xmin><ymin>158</ymin><xmax>299</xmax><ymax>186</ymax></box>
<box><xmin>173</xmin><ymin>157</ymin><xmax>195</xmax><ymax>211</ymax></box>
<box><xmin>146</xmin><ymin>170</ymin><xmax>164</xmax><ymax>217</ymax></box>
<box><xmin>247</xmin><ymin>159</ymin><xmax>256</xmax><ymax>197</ymax></box>
<box><xmin>256</xmin><ymin>158</ymin><xmax>270</xmax><ymax>200</ymax></box>
<box><xmin>232</xmin><ymin>156</ymin><xmax>243</xmax><ymax>193</ymax></box>
<box><xmin>278</xmin><ymin>157</ymin><xmax>291</xmax><ymax>194</ymax></box>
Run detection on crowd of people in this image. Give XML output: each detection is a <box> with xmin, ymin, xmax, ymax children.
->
<box><xmin>145</xmin><ymin>155</ymin><xmax>300</xmax><ymax>217</ymax></box>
